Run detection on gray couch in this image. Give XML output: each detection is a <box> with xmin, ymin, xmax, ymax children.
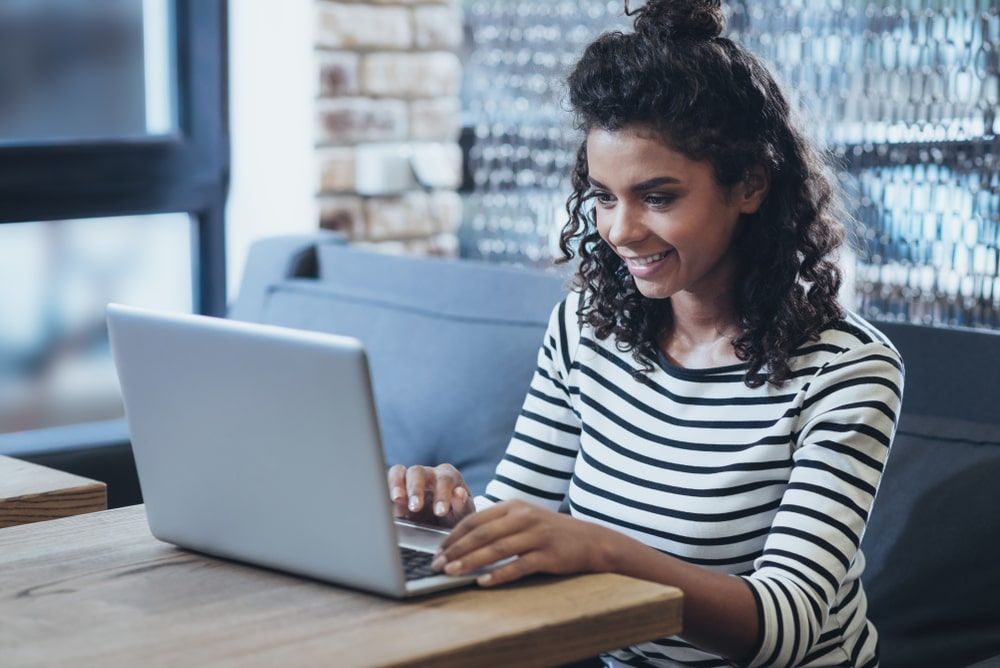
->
<box><xmin>230</xmin><ymin>233</ymin><xmax>571</xmax><ymax>496</ymax></box>
<box><xmin>10</xmin><ymin>232</ymin><xmax>1000</xmax><ymax>667</ymax></box>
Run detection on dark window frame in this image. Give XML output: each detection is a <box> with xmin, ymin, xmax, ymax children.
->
<box><xmin>0</xmin><ymin>1</ymin><xmax>228</xmax><ymax>487</ymax></box>
<box><xmin>0</xmin><ymin>0</ymin><xmax>230</xmax><ymax>316</ymax></box>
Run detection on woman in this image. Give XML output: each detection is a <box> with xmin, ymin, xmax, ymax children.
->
<box><xmin>389</xmin><ymin>1</ymin><xmax>903</xmax><ymax>666</ymax></box>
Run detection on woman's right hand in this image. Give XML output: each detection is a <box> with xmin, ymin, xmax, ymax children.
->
<box><xmin>387</xmin><ymin>464</ymin><xmax>476</xmax><ymax>528</ymax></box>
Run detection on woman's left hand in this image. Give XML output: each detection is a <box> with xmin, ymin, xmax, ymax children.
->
<box><xmin>433</xmin><ymin>499</ymin><xmax>612</xmax><ymax>586</ymax></box>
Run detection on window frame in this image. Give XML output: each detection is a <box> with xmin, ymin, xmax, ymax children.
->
<box><xmin>0</xmin><ymin>0</ymin><xmax>229</xmax><ymax>316</ymax></box>
<box><xmin>0</xmin><ymin>0</ymin><xmax>228</xmax><ymax>466</ymax></box>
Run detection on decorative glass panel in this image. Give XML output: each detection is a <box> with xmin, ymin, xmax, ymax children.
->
<box><xmin>458</xmin><ymin>0</ymin><xmax>1000</xmax><ymax>329</ymax></box>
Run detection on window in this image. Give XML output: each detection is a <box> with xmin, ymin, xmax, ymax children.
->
<box><xmin>0</xmin><ymin>0</ymin><xmax>228</xmax><ymax>449</ymax></box>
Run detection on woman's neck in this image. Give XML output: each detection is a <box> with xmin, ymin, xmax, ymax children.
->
<box><xmin>660</xmin><ymin>294</ymin><xmax>741</xmax><ymax>368</ymax></box>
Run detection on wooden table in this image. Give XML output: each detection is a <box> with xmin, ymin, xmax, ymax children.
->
<box><xmin>0</xmin><ymin>454</ymin><xmax>106</xmax><ymax>528</ymax></box>
<box><xmin>0</xmin><ymin>505</ymin><xmax>683</xmax><ymax>667</ymax></box>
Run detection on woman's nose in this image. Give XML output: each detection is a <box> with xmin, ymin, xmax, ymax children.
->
<box><xmin>604</xmin><ymin>204</ymin><xmax>647</xmax><ymax>247</ymax></box>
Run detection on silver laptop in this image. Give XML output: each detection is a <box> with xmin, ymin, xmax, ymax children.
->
<box><xmin>106</xmin><ymin>302</ymin><xmax>485</xmax><ymax>598</ymax></box>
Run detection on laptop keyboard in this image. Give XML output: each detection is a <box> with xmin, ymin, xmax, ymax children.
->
<box><xmin>400</xmin><ymin>546</ymin><xmax>438</xmax><ymax>581</ymax></box>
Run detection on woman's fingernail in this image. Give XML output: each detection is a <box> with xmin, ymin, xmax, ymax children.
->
<box><xmin>391</xmin><ymin>487</ymin><xmax>404</xmax><ymax>501</ymax></box>
<box><xmin>444</xmin><ymin>560</ymin><xmax>463</xmax><ymax>575</ymax></box>
<box><xmin>408</xmin><ymin>495</ymin><xmax>420</xmax><ymax>511</ymax></box>
<box><xmin>431</xmin><ymin>555</ymin><xmax>446</xmax><ymax>571</ymax></box>
<box><xmin>434</xmin><ymin>501</ymin><xmax>447</xmax><ymax>516</ymax></box>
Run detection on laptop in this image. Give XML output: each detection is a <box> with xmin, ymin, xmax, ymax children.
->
<box><xmin>106</xmin><ymin>302</ymin><xmax>489</xmax><ymax>598</ymax></box>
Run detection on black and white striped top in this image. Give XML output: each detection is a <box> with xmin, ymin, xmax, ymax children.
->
<box><xmin>480</xmin><ymin>291</ymin><xmax>904</xmax><ymax>668</ymax></box>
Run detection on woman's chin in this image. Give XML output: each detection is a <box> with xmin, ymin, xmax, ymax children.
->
<box><xmin>632</xmin><ymin>279</ymin><xmax>675</xmax><ymax>301</ymax></box>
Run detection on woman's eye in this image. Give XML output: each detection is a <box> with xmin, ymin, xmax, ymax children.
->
<box><xmin>590</xmin><ymin>191</ymin><xmax>615</xmax><ymax>205</ymax></box>
<box><xmin>646</xmin><ymin>194</ymin><xmax>676</xmax><ymax>207</ymax></box>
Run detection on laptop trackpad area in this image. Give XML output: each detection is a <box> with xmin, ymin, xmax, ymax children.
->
<box><xmin>394</xmin><ymin>518</ymin><xmax>517</xmax><ymax>579</ymax></box>
<box><xmin>394</xmin><ymin>518</ymin><xmax>450</xmax><ymax>553</ymax></box>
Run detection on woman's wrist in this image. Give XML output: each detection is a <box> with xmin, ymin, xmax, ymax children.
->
<box><xmin>586</xmin><ymin>521</ymin><xmax>632</xmax><ymax>574</ymax></box>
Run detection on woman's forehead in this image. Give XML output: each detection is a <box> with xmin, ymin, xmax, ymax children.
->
<box><xmin>586</xmin><ymin>127</ymin><xmax>696</xmax><ymax>171</ymax></box>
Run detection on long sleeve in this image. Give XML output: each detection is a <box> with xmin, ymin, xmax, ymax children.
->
<box><xmin>481</xmin><ymin>293</ymin><xmax>583</xmax><ymax>509</ymax></box>
<box><xmin>739</xmin><ymin>327</ymin><xmax>902</xmax><ymax>667</ymax></box>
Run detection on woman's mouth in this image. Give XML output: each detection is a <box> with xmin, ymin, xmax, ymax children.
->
<box><xmin>622</xmin><ymin>250</ymin><xmax>673</xmax><ymax>279</ymax></box>
<box><xmin>627</xmin><ymin>250</ymin><xmax>672</xmax><ymax>267</ymax></box>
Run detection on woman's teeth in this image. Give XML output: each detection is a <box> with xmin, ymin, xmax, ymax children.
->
<box><xmin>632</xmin><ymin>251</ymin><xmax>670</xmax><ymax>265</ymax></box>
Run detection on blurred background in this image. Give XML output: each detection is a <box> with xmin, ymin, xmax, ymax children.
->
<box><xmin>0</xmin><ymin>0</ymin><xmax>200</xmax><ymax>448</ymax></box>
<box><xmin>0</xmin><ymin>0</ymin><xmax>998</xmax><ymax>451</ymax></box>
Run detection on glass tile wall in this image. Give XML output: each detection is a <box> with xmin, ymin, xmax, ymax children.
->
<box><xmin>458</xmin><ymin>1</ymin><xmax>627</xmax><ymax>266</ymax></box>
<box><xmin>458</xmin><ymin>0</ymin><xmax>1000</xmax><ymax>329</ymax></box>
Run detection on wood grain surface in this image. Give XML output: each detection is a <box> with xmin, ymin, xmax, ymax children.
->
<box><xmin>0</xmin><ymin>505</ymin><xmax>683</xmax><ymax>667</ymax></box>
<box><xmin>0</xmin><ymin>455</ymin><xmax>106</xmax><ymax>528</ymax></box>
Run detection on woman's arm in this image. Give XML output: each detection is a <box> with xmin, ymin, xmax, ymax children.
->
<box><xmin>436</xmin><ymin>499</ymin><xmax>761</xmax><ymax>662</ymax></box>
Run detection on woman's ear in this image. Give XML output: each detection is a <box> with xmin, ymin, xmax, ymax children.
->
<box><xmin>738</xmin><ymin>164</ymin><xmax>770</xmax><ymax>214</ymax></box>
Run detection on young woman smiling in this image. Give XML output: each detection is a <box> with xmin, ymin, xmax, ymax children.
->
<box><xmin>388</xmin><ymin>1</ymin><xmax>903</xmax><ymax>666</ymax></box>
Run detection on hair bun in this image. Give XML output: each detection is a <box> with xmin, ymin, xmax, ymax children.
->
<box><xmin>628</xmin><ymin>0</ymin><xmax>725</xmax><ymax>41</ymax></box>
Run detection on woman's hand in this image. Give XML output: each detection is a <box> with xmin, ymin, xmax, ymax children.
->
<box><xmin>433</xmin><ymin>499</ymin><xmax>612</xmax><ymax>586</ymax></box>
<box><xmin>438</xmin><ymin>500</ymin><xmax>762</xmax><ymax>662</ymax></box>
<box><xmin>387</xmin><ymin>464</ymin><xmax>476</xmax><ymax>528</ymax></box>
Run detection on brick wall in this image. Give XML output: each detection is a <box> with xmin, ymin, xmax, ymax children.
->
<box><xmin>314</xmin><ymin>0</ymin><xmax>464</xmax><ymax>256</ymax></box>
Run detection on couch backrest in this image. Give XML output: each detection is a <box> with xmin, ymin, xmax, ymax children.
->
<box><xmin>233</xmin><ymin>240</ymin><xmax>569</xmax><ymax>496</ymax></box>
<box><xmin>860</xmin><ymin>321</ymin><xmax>1000</xmax><ymax>668</ymax></box>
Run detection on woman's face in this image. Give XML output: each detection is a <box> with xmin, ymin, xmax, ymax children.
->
<box><xmin>587</xmin><ymin>125</ymin><xmax>766</xmax><ymax>303</ymax></box>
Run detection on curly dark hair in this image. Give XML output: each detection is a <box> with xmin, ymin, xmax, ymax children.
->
<box><xmin>560</xmin><ymin>0</ymin><xmax>848</xmax><ymax>387</ymax></box>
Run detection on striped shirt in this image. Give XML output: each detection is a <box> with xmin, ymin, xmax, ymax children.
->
<box><xmin>480</xmin><ymin>291</ymin><xmax>904</xmax><ymax>668</ymax></box>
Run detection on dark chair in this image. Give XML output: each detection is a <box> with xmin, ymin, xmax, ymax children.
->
<box><xmin>860</xmin><ymin>321</ymin><xmax>1000</xmax><ymax>668</ymax></box>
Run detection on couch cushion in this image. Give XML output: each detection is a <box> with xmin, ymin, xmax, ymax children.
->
<box><xmin>253</xmin><ymin>247</ymin><xmax>569</xmax><ymax>495</ymax></box>
<box><xmin>861</xmin><ymin>413</ymin><xmax>1000</xmax><ymax>668</ymax></box>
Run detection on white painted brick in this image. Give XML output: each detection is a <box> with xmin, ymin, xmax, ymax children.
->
<box><xmin>316</xmin><ymin>146</ymin><xmax>356</xmax><ymax>193</ymax></box>
<box><xmin>359</xmin><ymin>233</ymin><xmax>459</xmax><ymax>257</ymax></box>
<box><xmin>426</xmin><ymin>232</ymin><xmax>460</xmax><ymax>257</ymax></box>
<box><xmin>368</xmin><ymin>0</ymin><xmax>456</xmax><ymax>6</ymax></box>
<box><xmin>312</xmin><ymin>0</ymin><xmax>464</xmax><ymax>250</ymax></box>
<box><xmin>361</xmin><ymin>52</ymin><xmax>462</xmax><ymax>98</ymax></box>
<box><xmin>364</xmin><ymin>192</ymin><xmax>437</xmax><ymax>240</ymax></box>
<box><xmin>315</xmin><ymin>3</ymin><xmax>411</xmax><ymax>50</ymax></box>
<box><xmin>317</xmin><ymin>51</ymin><xmax>360</xmax><ymax>97</ymax></box>
<box><xmin>410</xmin><ymin>141</ymin><xmax>463</xmax><ymax>190</ymax></box>
<box><xmin>363</xmin><ymin>189</ymin><xmax>461</xmax><ymax>240</ymax></box>
<box><xmin>409</xmin><ymin>97</ymin><xmax>462</xmax><ymax>141</ymax></box>
<box><xmin>316</xmin><ymin>98</ymin><xmax>409</xmax><ymax>144</ymax></box>
<box><xmin>351</xmin><ymin>240</ymin><xmax>412</xmax><ymax>255</ymax></box>
<box><xmin>319</xmin><ymin>195</ymin><xmax>364</xmax><ymax>239</ymax></box>
<box><xmin>414</xmin><ymin>5</ymin><xmax>464</xmax><ymax>50</ymax></box>
<box><xmin>427</xmin><ymin>189</ymin><xmax>463</xmax><ymax>233</ymax></box>
<box><xmin>351</xmin><ymin>235</ymin><xmax>457</xmax><ymax>258</ymax></box>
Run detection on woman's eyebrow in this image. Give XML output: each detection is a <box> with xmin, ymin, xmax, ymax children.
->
<box><xmin>632</xmin><ymin>176</ymin><xmax>682</xmax><ymax>191</ymax></box>
<box><xmin>588</xmin><ymin>175</ymin><xmax>682</xmax><ymax>191</ymax></box>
